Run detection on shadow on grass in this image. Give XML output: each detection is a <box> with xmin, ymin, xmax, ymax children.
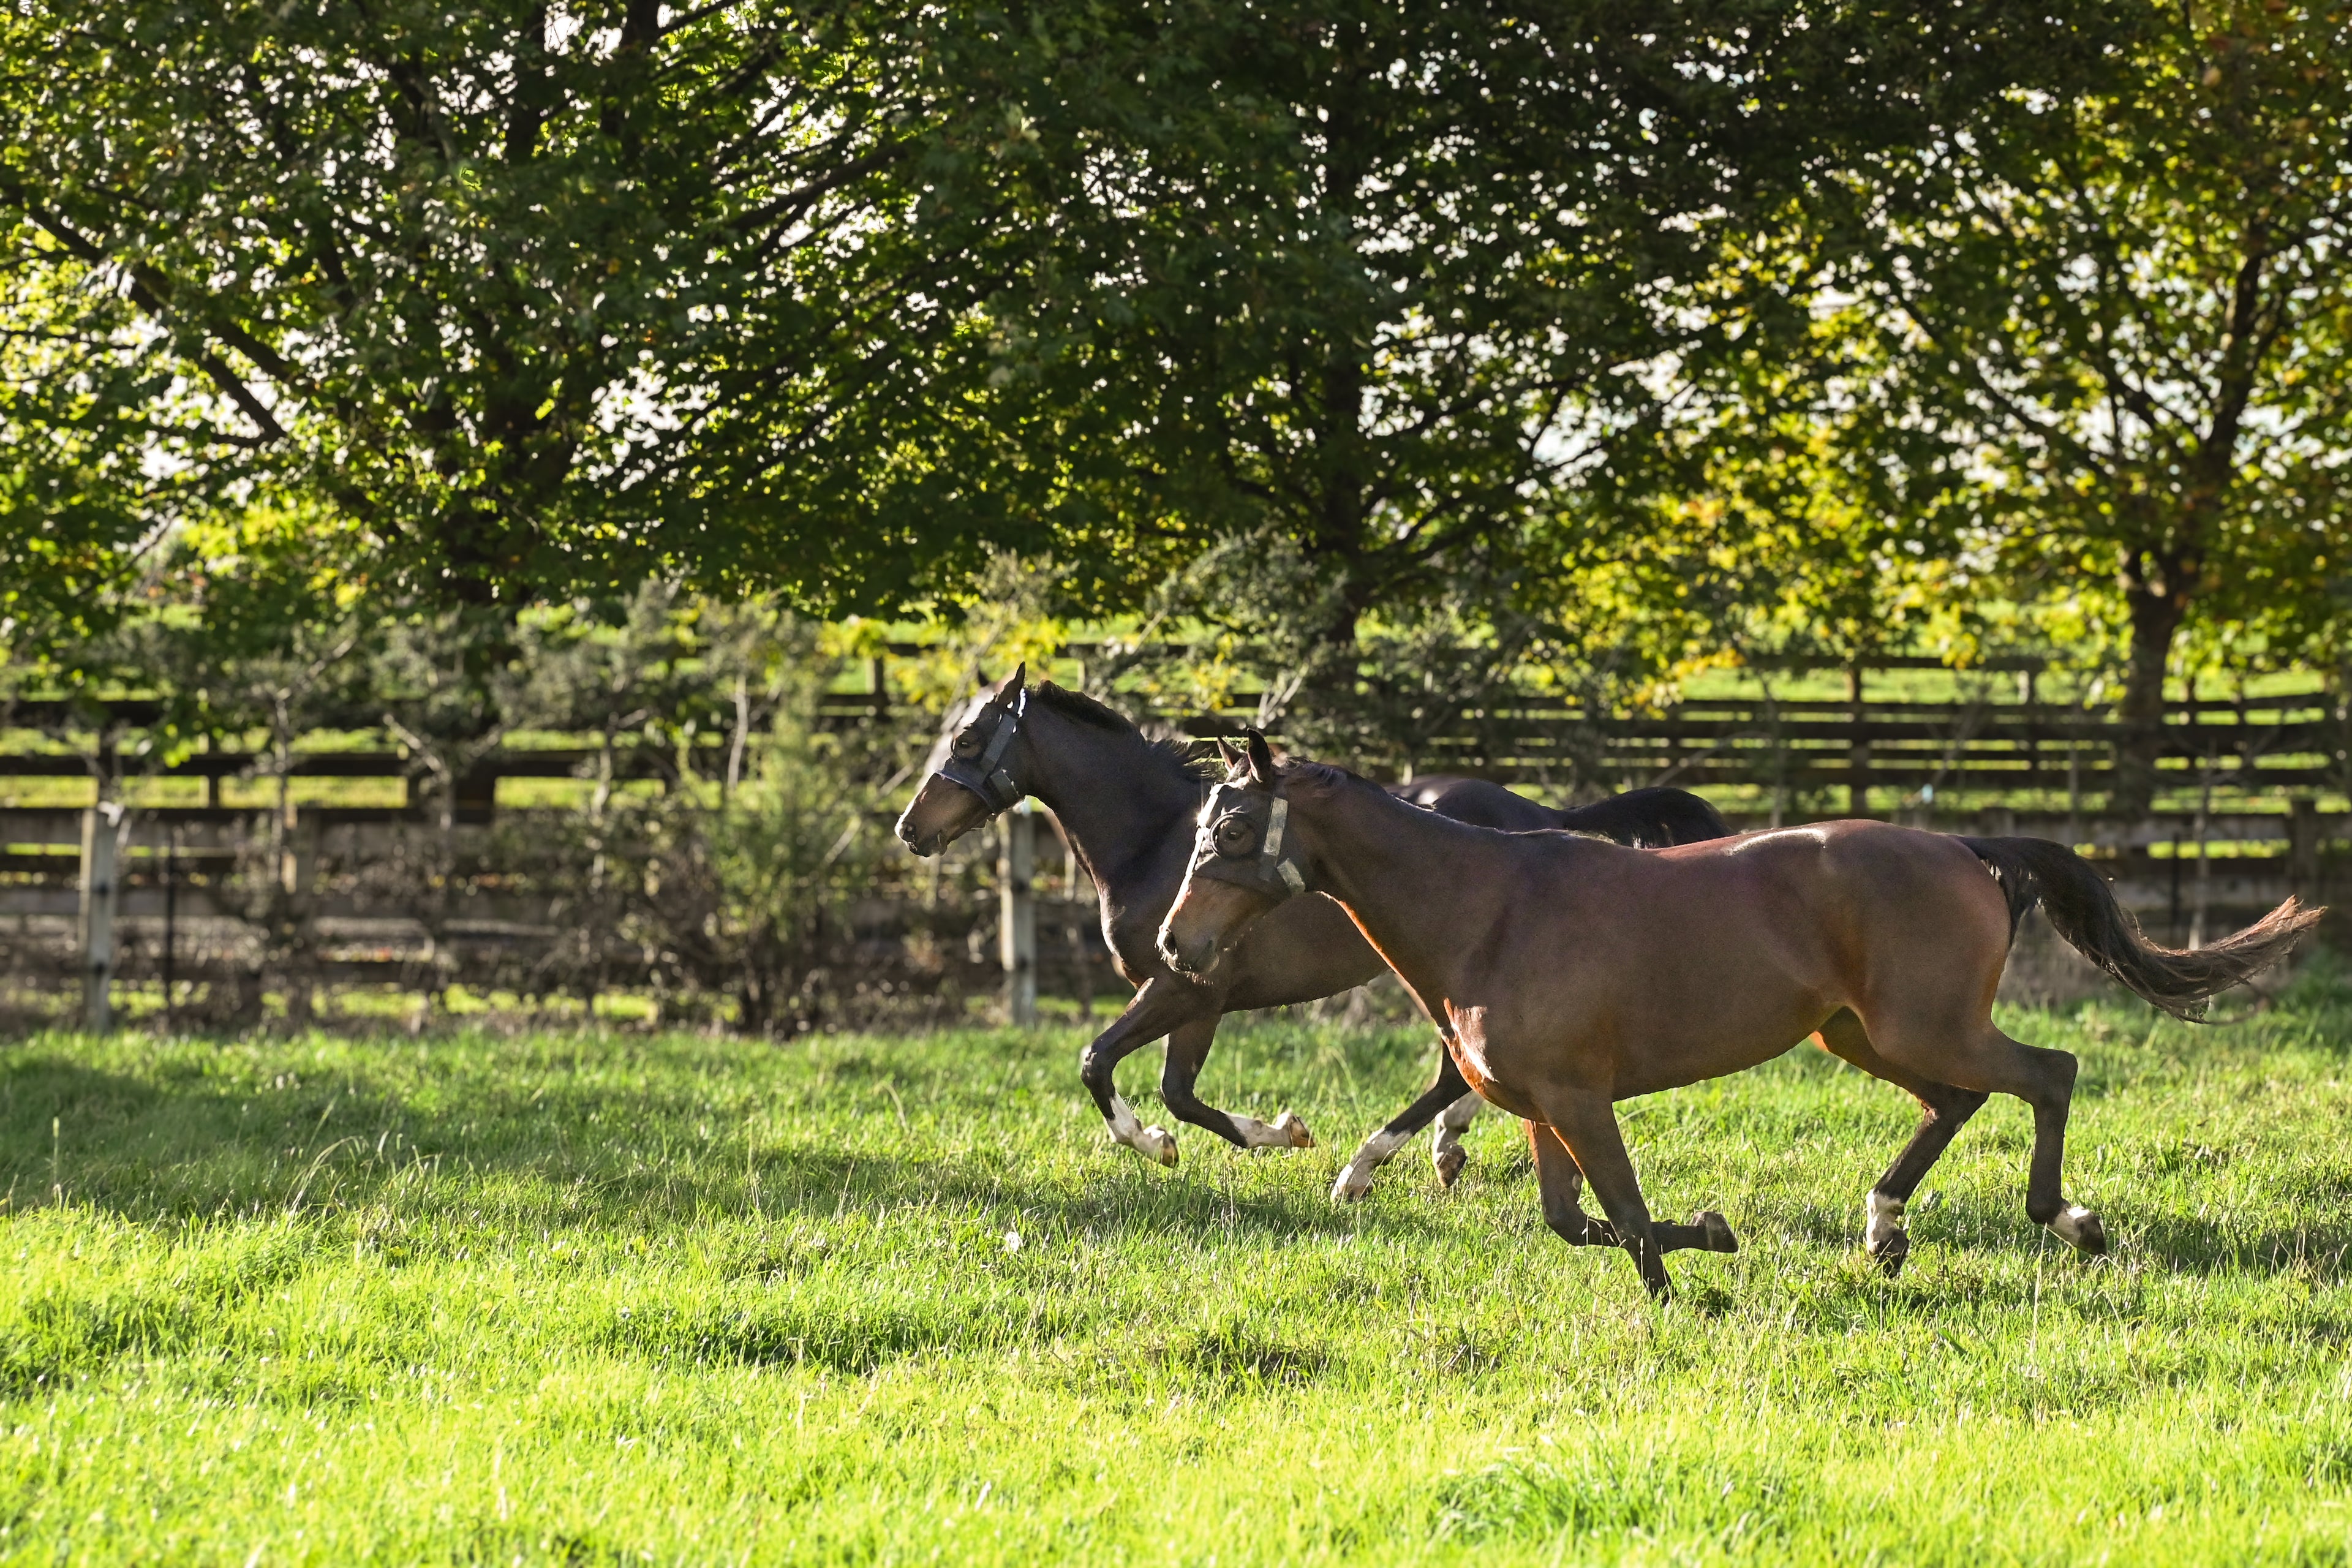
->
<box><xmin>1728</xmin><ymin>1163</ymin><xmax>2352</xmax><ymax>1295</ymax></box>
<box><xmin>0</xmin><ymin>1049</ymin><xmax>1457</xmax><ymax>1250</ymax></box>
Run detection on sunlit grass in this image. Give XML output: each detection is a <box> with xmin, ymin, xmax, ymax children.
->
<box><xmin>9</xmin><ymin>976</ymin><xmax>2352</xmax><ymax>1563</ymax></box>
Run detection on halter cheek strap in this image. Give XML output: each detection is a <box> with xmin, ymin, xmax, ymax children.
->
<box><xmin>939</xmin><ymin>690</ymin><xmax>1027</xmax><ymax>812</ymax></box>
<box><xmin>1259</xmin><ymin>797</ymin><xmax>1307</xmax><ymax>894</ymax></box>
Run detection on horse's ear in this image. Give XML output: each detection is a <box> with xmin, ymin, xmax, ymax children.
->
<box><xmin>1001</xmin><ymin>661</ymin><xmax>1027</xmax><ymax>699</ymax></box>
<box><xmin>1215</xmin><ymin>736</ymin><xmax>1243</xmax><ymax>772</ymax></box>
<box><xmin>1243</xmin><ymin>726</ymin><xmax>1276</xmax><ymax>784</ymax></box>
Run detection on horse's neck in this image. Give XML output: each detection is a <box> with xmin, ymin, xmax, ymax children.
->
<box><xmin>1308</xmin><ymin>784</ymin><xmax>1507</xmax><ymax>1000</ymax></box>
<box><xmin>1019</xmin><ymin>713</ymin><xmax>1200</xmax><ymax>889</ymax></box>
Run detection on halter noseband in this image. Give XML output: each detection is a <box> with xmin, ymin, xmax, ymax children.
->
<box><xmin>937</xmin><ymin>689</ymin><xmax>1028</xmax><ymax>813</ymax></box>
<box><xmin>1188</xmin><ymin>782</ymin><xmax>1308</xmax><ymax>901</ymax></box>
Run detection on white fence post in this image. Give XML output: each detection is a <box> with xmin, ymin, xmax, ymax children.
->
<box><xmin>1000</xmin><ymin>804</ymin><xmax>1036</xmax><ymax>1026</ymax></box>
<box><xmin>79</xmin><ymin>802</ymin><xmax>126</xmax><ymax>1034</ymax></box>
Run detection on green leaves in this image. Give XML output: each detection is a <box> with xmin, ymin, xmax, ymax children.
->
<box><xmin>0</xmin><ymin>1</ymin><xmax>1047</xmax><ymax>619</ymax></box>
<box><xmin>1773</xmin><ymin>1</ymin><xmax>2352</xmax><ymax>704</ymax></box>
<box><xmin>9</xmin><ymin>0</ymin><xmax>2343</xmax><ymax>753</ymax></box>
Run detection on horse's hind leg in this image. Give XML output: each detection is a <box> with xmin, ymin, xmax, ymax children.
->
<box><xmin>1333</xmin><ymin>1048</ymin><xmax>1469</xmax><ymax>1203</ymax></box>
<box><xmin>1160</xmin><ymin>1016</ymin><xmax>1314</xmax><ymax>1152</ymax></box>
<box><xmin>1431</xmin><ymin>1088</ymin><xmax>1483</xmax><ymax>1187</ymax></box>
<box><xmin>1872</xmin><ymin>1017</ymin><xmax>2106</xmax><ymax>1258</ymax></box>
<box><xmin>1816</xmin><ymin>1009</ymin><xmax>1988</xmax><ymax>1276</ymax></box>
<box><xmin>2010</xmin><ymin>1035</ymin><xmax>2104</xmax><ymax>1254</ymax></box>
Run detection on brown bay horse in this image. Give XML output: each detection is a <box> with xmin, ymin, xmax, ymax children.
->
<box><xmin>893</xmin><ymin>669</ymin><xmax>1728</xmax><ymax>1197</ymax></box>
<box><xmin>1158</xmin><ymin>733</ymin><xmax>2321</xmax><ymax>1300</ymax></box>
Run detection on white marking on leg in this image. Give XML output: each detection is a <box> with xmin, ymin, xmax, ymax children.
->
<box><xmin>1431</xmin><ymin>1091</ymin><xmax>1482</xmax><ymax>1182</ymax></box>
<box><xmin>1436</xmin><ymin>1092</ymin><xmax>1483</xmax><ymax>1136</ymax></box>
<box><xmin>1104</xmin><ymin>1093</ymin><xmax>1178</xmax><ymax>1167</ymax></box>
<box><xmin>1866</xmin><ymin>1190</ymin><xmax>1907</xmax><ymax>1254</ymax></box>
<box><xmin>2049</xmin><ymin>1204</ymin><xmax>2100</xmax><ymax>1249</ymax></box>
<box><xmin>1223</xmin><ymin>1109</ymin><xmax>1315</xmax><ymax>1151</ymax></box>
<box><xmin>1331</xmin><ymin>1126</ymin><xmax>1410</xmax><ymax>1204</ymax></box>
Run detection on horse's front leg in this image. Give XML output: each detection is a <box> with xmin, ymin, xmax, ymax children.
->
<box><xmin>1077</xmin><ymin>978</ymin><xmax>1202</xmax><ymax>1167</ymax></box>
<box><xmin>1536</xmin><ymin>1088</ymin><xmax>1679</xmax><ymax>1301</ymax></box>
<box><xmin>1158</xmin><ymin>1016</ymin><xmax>1314</xmax><ymax>1152</ymax></box>
<box><xmin>1529</xmin><ymin>1121</ymin><xmax>1617</xmax><ymax>1245</ymax></box>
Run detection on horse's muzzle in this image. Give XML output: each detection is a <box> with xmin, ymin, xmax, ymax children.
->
<box><xmin>894</xmin><ymin>774</ymin><xmax>993</xmax><ymax>858</ymax></box>
<box><xmin>1156</xmin><ymin>924</ymin><xmax>1219</xmax><ymax>979</ymax></box>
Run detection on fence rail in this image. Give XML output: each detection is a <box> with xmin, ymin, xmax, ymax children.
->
<box><xmin>1</xmin><ymin>800</ymin><xmax>2339</xmax><ymax>1029</ymax></box>
<box><xmin>2</xmin><ymin>714</ymin><xmax>2338</xmax><ymax>812</ymax></box>
<box><xmin>1167</xmin><ymin>693</ymin><xmax>2346</xmax><ymax>798</ymax></box>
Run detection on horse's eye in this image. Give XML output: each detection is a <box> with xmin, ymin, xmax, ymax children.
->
<box><xmin>951</xmin><ymin>729</ymin><xmax>983</xmax><ymax>758</ymax></box>
<box><xmin>1213</xmin><ymin>815</ymin><xmax>1256</xmax><ymax>856</ymax></box>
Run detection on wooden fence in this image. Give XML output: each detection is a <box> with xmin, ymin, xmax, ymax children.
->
<box><xmin>4</xmin><ymin>662</ymin><xmax>2346</xmax><ymax>1027</ymax></box>
<box><xmin>1159</xmin><ymin>659</ymin><xmax>2348</xmax><ymax>808</ymax></box>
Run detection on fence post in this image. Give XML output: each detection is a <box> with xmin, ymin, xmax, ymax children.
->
<box><xmin>1000</xmin><ymin>803</ymin><xmax>1037</xmax><ymax>1026</ymax></box>
<box><xmin>162</xmin><ymin>823</ymin><xmax>179</xmax><ymax>1033</ymax></box>
<box><xmin>281</xmin><ymin>805</ymin><xmax>321</xmax><ymax>1025</ymax></box>
<box><xmin>79</xmin><ymin>802</ymin><xmax>125</xmax><ymax>1034</ymax></box>
<box><xmin>1847</xmin><ymin>663</ymin><xmax>1872</xmax><ymax>818</ymax></box>
<box><xmin>2291</xmin><ymin>797</ymin><xmax>2321</xmax><ymax>903</ymax></box>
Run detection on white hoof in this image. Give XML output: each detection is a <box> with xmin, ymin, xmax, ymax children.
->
<box><xmin>1135</xmin><ymin>1125</ymin><xmax>1179</xmax><ymax>1167</ymax></box>
<box><xmin>1864</xmin><ymin>1191</ymin><xmax>1906</xmax><ymax>1254</ymax></box>
<box><xmin>1330</xmin><ymin>1128</ymin><xmax>1406</xmax><ymax>1204</ymax></box>
<box><xmin>2048</xmin><ymin>1204</ymin><xmax>2106</xmax><ymax>1254</ymax></box>
<box><xmin>1272</xmin><ymin>1110</ymin><xmax>1315</xmax><ymax>1149</ymax></box>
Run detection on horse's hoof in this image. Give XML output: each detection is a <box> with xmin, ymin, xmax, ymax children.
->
<box><xmin>1330</xmin><ymin>1167</ymin><xmax>1374</xmax><ymax>1204</ymax></box>
<box><xmin>2050</xmin><ymin>1205</ymin><xmax>2106</xmax><ymax>1256</ymax></box>
<box><xmin>1433</xmin><ymin>1147</ymin><xmax>1467</xmax><ymax>1188</ymax></box>
<box><xmin>1871</xmin><ymin>1229</ymin><xmax>1910</xmax><ymax>1278</ymax></box>
<box><xmin>1137</xmin><ymin>1126</ymin><xmax>1179</xmax><ymax>1167</ymax></box>
<box><xmin>1695</xmin><ymin>1210</ymin><xmax>1740</xmax><ymax>1254</ymax></box>
<box><xmin>1273</xmin><ymin>1110</ymin><xmax>1315</xmax><ymax>1149</ymax></box>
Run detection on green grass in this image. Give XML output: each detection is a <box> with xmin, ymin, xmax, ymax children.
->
<box><xmin>10</xmin><ymin>981</ymin><xmax>2352</xmax><ymax>1565</ymax></box>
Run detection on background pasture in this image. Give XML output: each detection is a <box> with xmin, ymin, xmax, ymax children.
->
<box><xmin>8</xmin><ymin>978</ymin><xmax>2352</xmax><ymax>1563</ymax></box>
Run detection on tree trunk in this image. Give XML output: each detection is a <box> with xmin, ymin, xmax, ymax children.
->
<box><xmin>2113</xmin><ymin>551</ymin><xmax>2195</xmax><ymax>819</ymax></box>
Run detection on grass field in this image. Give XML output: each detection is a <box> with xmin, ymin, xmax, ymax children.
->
<box><xmin>10</xmin><ymin>978</ymin><xmax>2352</xmax><ymax>1565</ymax></box>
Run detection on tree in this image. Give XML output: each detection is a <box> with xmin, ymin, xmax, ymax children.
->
<box><xmin>0</xmin><ymin>1</ymin><xmax>1062</xmax><ymax>614</ymax></box>
<box><xmin>0</xmin><ymin>219</ymin><xmax>219</xmax><ymax>651</ymax></box>
<box><xmin>1797</xmin><ymin>0</ymin><xmax>2352</xmax><ymax>811</ymax></box>
<box><xmin>962</xmin><ymin>1</ymin><xmax>2135</xmax><ymax>761</ymax></box>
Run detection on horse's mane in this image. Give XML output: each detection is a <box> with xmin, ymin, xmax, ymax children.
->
<box><xmin>1278</xmin><ymin>757</ymin><xmax>1607</xmax><ymax>840</ymax></box>
<box><xmin>1275</xmin><ymin>758</ymin><xmax>1370</xmax><ymax>793</ymax></box>
<box><xmin>1031</xmin><ymin>682</ymin><xmax>1220</xmax><ymax>782</ymax></box>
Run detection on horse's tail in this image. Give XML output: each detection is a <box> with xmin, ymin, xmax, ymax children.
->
<box><xmin>1959</xmin><ymin>835</ymin><xmax>2323</xmax><ymax>1021</ymax></box>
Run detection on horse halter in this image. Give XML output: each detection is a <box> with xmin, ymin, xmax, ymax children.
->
<box><xmin>1188</xmin><ymin>782</ymin><xmax>1308</xmax><ymax>902</ymax></box>
<box><xmin>937</xmin><ymin>690</ymin><xmax>1028</xmax><ymax>812</ymax></box>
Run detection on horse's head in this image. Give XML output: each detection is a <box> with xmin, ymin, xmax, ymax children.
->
<box><xmin>893</xmin><ymin>663</ymin><xmax>1030</xmax><ymax>856</ymax></box>
<box><xmin>1157</xmin><ymin>728</ymin><xmax>1311</xmax><ymax>978</ymax></box>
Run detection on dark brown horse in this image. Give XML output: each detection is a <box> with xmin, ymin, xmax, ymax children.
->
<box><xmin>893</xmin><ymin>669</ymin><xmax>1728</xmax><ymax>1197</ymax></box>
<box><xmin>1159</xmin><ymin>733</ymin><xmax>2320</xmax><ymax>1300</ymax></box>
